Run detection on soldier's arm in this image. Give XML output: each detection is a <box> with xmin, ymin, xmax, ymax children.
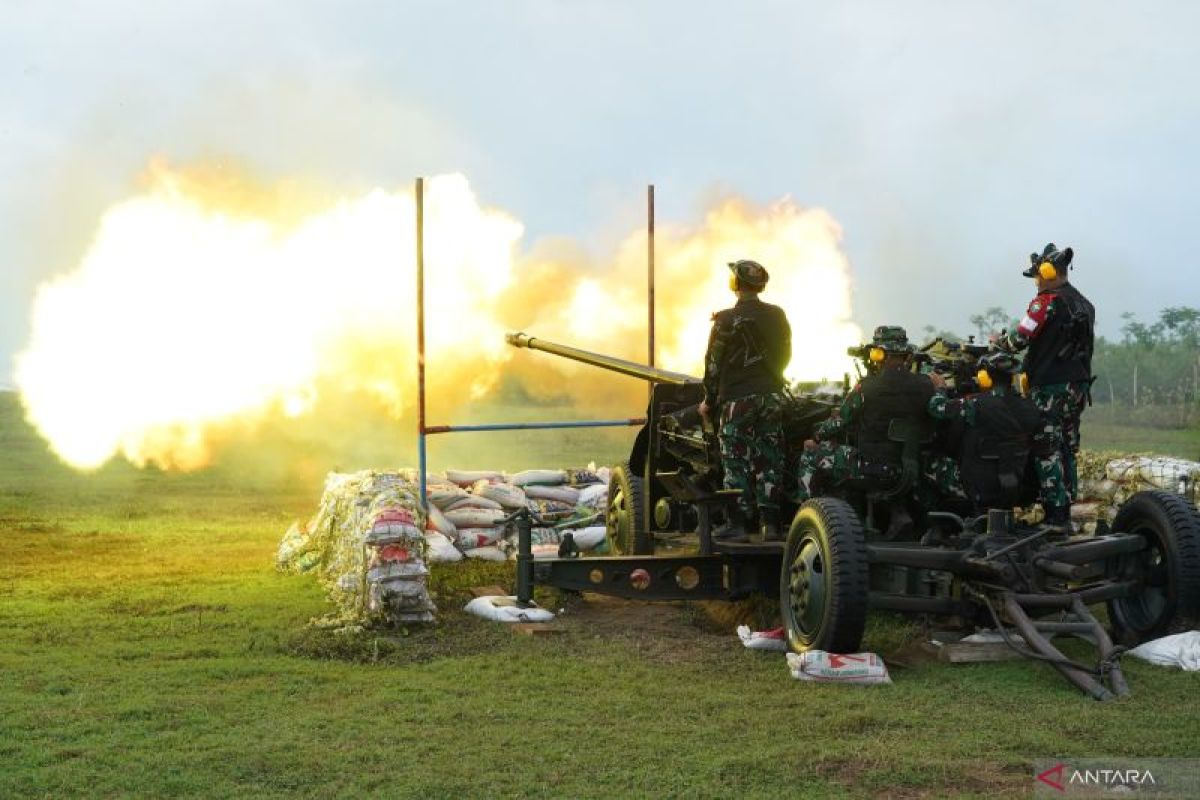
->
<box><xmin>702</xmin><ymin>313</ymin><xmax>727</xmax><ymax>407</ymax></box>
<box><xmin>816</xmin><ymin>385</ymin><xmax>863</xmax><ymax>440</ymax></box>
<box><xmin>998</xmin><ymin>293</ymin><xmax>1056</xmax><ymax>352</ymax></box>
<box><xmin>928</xmin><ymin>392</ymin><xmax>976</xmax><ymax>425</ymax></box>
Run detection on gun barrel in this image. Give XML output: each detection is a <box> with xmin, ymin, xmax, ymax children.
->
<box><xmin>506</xmin><ymin>332</ymin><xmax>700</xmax><ymax>385</ymax></box>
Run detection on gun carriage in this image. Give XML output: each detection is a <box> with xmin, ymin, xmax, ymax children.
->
<box><xmin>505</xmin><ymin>331</ymin><xmax>1200</xmax><ymax>699</ymax></box>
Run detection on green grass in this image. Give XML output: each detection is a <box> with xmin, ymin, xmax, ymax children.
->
<box><xmin>2</xmin><ymin>393</ymin><xmax>1199</xmax><ymax>798</ymax></box>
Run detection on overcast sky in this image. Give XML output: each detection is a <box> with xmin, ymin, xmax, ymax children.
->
<box><xmin>3</xmin><ymin>1</ymin><xmax>1198</xmax><ymax>385</ymax></box>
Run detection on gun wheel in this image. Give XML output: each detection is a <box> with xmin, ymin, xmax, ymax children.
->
<box><xmin>606</xmin><ymin>462</ymin><xmax>652</xmax><ymax>555</ymax></box>
<box><xmin>1107</xmin><ymin>490</ymin><xmax>1200</xmax><ymax>645</ymax></box>
<box><xmin>780</xmin><ymin>498</ymin><xmax>869</xmax><ymax>653</ymax></box>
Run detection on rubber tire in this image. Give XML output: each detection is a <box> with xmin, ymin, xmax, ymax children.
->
<box><xmin>780</xmin><ymin>498</ymin><xmax>870</xmax><ymax>654</ymax></box>
<box><xmin>1107</xmin><ymin>490</ymin><xmax>1200</xmax><ymax>645</ymax></box>
<box><xmin>606</xmin><ymin>462</ymin><xmax>653</xmax><ymax>555</ymax></box>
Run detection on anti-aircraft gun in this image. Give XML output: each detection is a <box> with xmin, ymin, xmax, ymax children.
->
<box><xmin>505</xmin><ymin>332</ymin><xmax>832</xmax><ymax>554</ymax></box>
<box><xmin>506</xmin><ymin>330</ymin><xmax>1200</xmax><ymax>700</ymax></box>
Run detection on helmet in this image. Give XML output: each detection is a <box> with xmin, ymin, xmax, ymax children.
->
<box><xmin>978</xmin><ymin>351</ymin><xmax>1021</xmax><ymax>375</ymax></box>
<box><xmin>727</xmin><ymin>260</ymin><xmax>769</xmax><ymax>289</ymax></box>
<box><xmin>871</xmin><ymin>325</ymin><xmax>913</xmax><ymax>354</ymax></box>
<box><xmin>1022</xmin><ymin>242</ymin><xmax>1073</xmax><ymax>279</ymax></box>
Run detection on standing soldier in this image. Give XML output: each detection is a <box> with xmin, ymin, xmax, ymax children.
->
<box><xmin>996</xmin><ymin>243</ymin><xmax>1095</xmax><ymax>529</ymax></box>
<box><xmin>698</xmin><ymin>260</ymin><xmax>792</xmax><ymax>542</ymax></box>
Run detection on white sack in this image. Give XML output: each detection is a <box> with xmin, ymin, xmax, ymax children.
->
<box><xmin>425</xmin><ymin>504</ymin><xmax>458</xmax><ymax>538</ymax></box>
<box><xmin>444</xmin><ymin>507</ymin><xmax>507</xmax><ymax>528</ymax></box>
<box><xmin>737</xmin><ymin>625</ymin><xmax>788</xmax><ymax>652</ymax></box>
<box><xmin>424</xmin><ymin>532</ymin><xmax>463</xmax><ymax>563</ymax></box>
<box><xmin>577</xmin><ymin>484</ymin><xmax>609</xmax><ymax>509</ymax></box>
<box><xmin>786</xmin><ymin>651</ymin><xmax>892</xmax><ymax>685</ymax></box>
<box><xmin>456</xmin><ymin>527</ymin><xmax>504</xmax><ymax>549</ymax></box>
<box><xmin>510</xmin><ymin>469</ymin><xmax>567</xmax><ymax>487</ymax></box>
<box><xmin>474</xmin><ymin>480</ymin><xmax>527</xmax><ymax>509</ymax></box>
<box><xmin>446</xmin><ymin>469</ymin><xmax>505</xmax><ymax>487</ymax></box>
<box><xmin>464</xmin><ymin>546</ymin><xmax>508</xmax><ymax>562</ymax></box>
<box><xmin>464</xmin><ymin>595</ymin><xmax>555</xmax><ymax>623</ymax></box>
<box><xmin>1128</xmin><ymin>631</ymin><xmax>1200</xmax><ymax>671</ymax></box>
<box><xmin>564</xmin><ymin>526</ymin><xmax>606</xmax><ymax>551</ymax></box>
<box><xmin>524</xmin><ymin>484</ymin><xmax>581</xmax><ymax>505</ymax></box>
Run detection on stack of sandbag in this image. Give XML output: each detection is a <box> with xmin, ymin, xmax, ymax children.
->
<box><xmin>1073</xmin><ymin>451</ymin><xmax>1200</xmax><ymax>532</ymax></box>
<box><xmin>277</xmin><ymin>471</ymin><xmax>435</xmax><ymax>625</ymax></box>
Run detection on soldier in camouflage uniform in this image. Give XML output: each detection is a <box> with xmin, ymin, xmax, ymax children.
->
<box><xmin>925</xmin><ymin>351</ymin><xmax>1043</xmax><ymax>511</ymax></box>
<box><xmin>995</xmin><ymin>243</ymin><xmax>1095</xmax><ymax>528</ymax></box>
<box><xmin>797</xmin><ymin>326</ymin><xmax>935</xmax><ymax>505</ymax></box>
<box><xmin>698</xmin><ymin>260</ymin><xmax>792</xmax><ymax>542</ymax></box>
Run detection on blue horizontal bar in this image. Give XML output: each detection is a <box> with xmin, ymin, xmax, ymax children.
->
<box><xmin>424</xmin><ymin>418</ymin><xmax>645</xmax><ymax>434</ymax></box>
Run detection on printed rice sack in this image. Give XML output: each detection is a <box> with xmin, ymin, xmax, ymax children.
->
<box><xmin>525</xmin><ymin>484</ymin><xmax>581</xmax><ymax>505</ymax></box>
<box><xmin>446</xmin><ymin>469</ymin><xmax>504</xmax><ymax>487</ymax></box>
<box><xmin>510</xmin><ymin>469</ymin><xmax>567</xmax><ymax>487</ymax></box>
<box><xmin>473</xmin><ymin>479</ymin><xmax>527</xmax><ymax>509</ymax></box>
<box><xmin>444</xmin><ymin>507</ymin><xmax>507</xmax><ymax>528</ymax></box>
<box><xmin>456</xmin><ymin>527</ymin><xmax>504</xmax><ymax>549</ymax></box>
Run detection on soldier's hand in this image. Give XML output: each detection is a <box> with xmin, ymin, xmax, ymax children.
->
<box><xmin>698</xmin><ymin>400</ymin><xmax>711</xmax><ymax>424</ymax></box>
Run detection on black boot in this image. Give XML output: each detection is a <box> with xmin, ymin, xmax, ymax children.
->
<box><xmin>713</xmin><ymin>506</ymin><xmax>751</xmax><ymax>543</ymax></box>
<box><xmin>759</xmin><ymin>513</ymin><xmax>785</xmax><ymax>542</ymax></box>
<box><xmin>1042</xmin><ymin>504</ymin><xmax>1072</xmax><ymax>538</ymax></box>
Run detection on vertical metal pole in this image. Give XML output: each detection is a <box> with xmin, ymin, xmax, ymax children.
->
<box><xmin>647</xmin><ymin>184</ymin><xmax>655</xmax><ymax>369</ymax></box>
<box><xmin>416</xmin><ymin>177</ymin><xmax>428</xmax><ymax>514</ymax></box>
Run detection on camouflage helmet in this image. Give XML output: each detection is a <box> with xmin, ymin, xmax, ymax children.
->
<box><xmin>978</xmin><ymin>350</ymin><xmax>1021</xmax><ymax>376</ymax></box>
<box><xmin>871</xmin><ymin>325</ymin><xmax>912</xmax><ymax>354</ymax></box>
<box><xmin>727</xmin><ymin>259</ymin><xmax>769</xmax><ymax>289</ymax></box>
<box><xmin>1022</xmin><ymin>242</ymin><xmax>1073</xmax><ymax>278</ymax></box>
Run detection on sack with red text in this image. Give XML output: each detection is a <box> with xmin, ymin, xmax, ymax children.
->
<box><xmin>786</xmin><ymin>651</ymin><xmax>891</xmax><ymax>685</ymax></box>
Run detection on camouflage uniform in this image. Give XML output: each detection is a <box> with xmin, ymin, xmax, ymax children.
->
<box><xmin>702</xmin><ymin>261</ymin><xmax>791</xmax><ymax>523</ymax></box>
<box><xmin>997</xmin><ymin>244</ymin><xmax>1095</xmax><ymax>509</ymax></box>
<box><xmin>718</xmin><ymin>392</ymin><xmax>788</xmax><ymax>518</ymax></box>
<box><xmin>797</xmin><ymin>385</ymin><xmax>866</xmax><ymax>498</ymax></box>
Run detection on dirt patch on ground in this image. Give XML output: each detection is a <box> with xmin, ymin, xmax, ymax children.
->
<box><xmin>555</xmin><ymin>593</ymin><xmax>734</xmax><ymax>665</ymax></box>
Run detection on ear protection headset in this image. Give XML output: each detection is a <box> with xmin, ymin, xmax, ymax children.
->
<box><xmin>728</xmin><ymin>274</ymin><xmax>739</xmax><ymax>291</ymax></box>
<box><xmin>1038</xmin><ymin>261</ymin><xmax>1057</xmax><ymax>280</ymax></box>
<box><xmin>976</xmin><ymin>369</ymin><xmax>994</xmax><ymax>390</ymax></box>
<box><xmin>869</xmin><ymin>347</ymin><xmax>885</xmax><ymax>364</ymax></box>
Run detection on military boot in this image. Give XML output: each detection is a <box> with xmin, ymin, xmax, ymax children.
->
<box><xmin>1041</xmin><ymin>504</ymin><xmax>1072</xmax><ymax>539</ymax></box>
<box><xmin>759</xmin><ymin>512</ymin><xmax>785</xmax><ymax>543</ymax></box>
<box><xmin>713</xmin><ymin>505</ymin><xmax>751</xmax><ymax>543</ymax></box>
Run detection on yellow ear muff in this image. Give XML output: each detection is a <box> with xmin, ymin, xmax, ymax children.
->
<box><xmin>869</xmin><ymin>347</ymin><xmax>885</xmax><ymax>364</ymax></box>
<box><xmin>1019</xmin><ymin>372</ymin><xmax>1029</xmax><ymax>394</ymax></box>
<box><xmin>728</xmin><ymin>274</ymin><xmax>739</xmax><ymax>291</ymax></box>
<box><xmin>976</xmin><ymin>369</ymin><xmax>993</xmax><ymax>390</ymax></box>
<box><xmin>1038</xmin><ymin>261</ymin><xmax>1057</xmax><ymax>280</ymax></box>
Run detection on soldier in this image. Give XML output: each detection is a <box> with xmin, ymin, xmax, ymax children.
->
<box><xmin>995</xmin><ymin>243</ymin><xmax>1095</xmax><ymax>528</ymax></box>
<box><xmin>698</xmin><ymin>260</ymin><xmax>792</xmax><ymax>542</ymax></box>
<box><xmin>926</xmin><ymin>351</ymin><xmax>1044</xmax><ymax>513</ymax></box>
<box><xmin>797</xmin><ymin>326</ymin><xmax>935</xmax><ymax>509</ymax></box>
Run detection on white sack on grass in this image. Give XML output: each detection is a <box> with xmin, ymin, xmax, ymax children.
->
<box><xmin>1128</xmin><ymin>632</ymin><xmax>1200</xmax><ymax>671</ymax></box>
<box><xmin>464</xmin><ymin>546</ymin><xmax>508</xmax><ymax>562</ymax></box>
<box><xmin>577</xmin><ymin>484</ymin><xmax>609</xmax><ymax>509</ymax></box>
<box><xmin>445</xmin><ymin>494</ymin><xmax>504</xmax><ymax>511</ymax></box>
<box><xmin>424</xmin><ymin>532</ymin><xmax>463</xmax><ymax>563</ymax></box>
<box><xmin>425</xmin><ymin>504</ymin><xmax>458</xmax><ymax>538</ymax></box>
<box><xmin>786</xmin><ymin>651</ymin><xmax>892</xmax><ymax>685</ymax></box>
<box><xmin>473</xmin><ymin>480</ymin><xmax>527</xmax><ymax>509</ymax></box>
<box><xmin>446</xmin><ymin>469</ymin><xmax>505</xmax><ymax>487</ymax></box>
<box><xmin>524</xmin><ymin>484</ymin><xmax>581</xmax><ymax>505</ymax></box>
<box><xmin>510</xmin><ymin>469</ymin><xmax>567</xmax><ymax>487</ymax></box>
<box><xmin>464</xmin><ymin>595</ymin><xmax>555</xmax><ymax>623</ymax></box>
<box><xmin>456</xmin><ymin>527</ymin><xmax>504</xmax><ymax>549</ymax></box>
<box><xmin>737</xmin><ymin>625</ymin><xmax>788</xmax><ymax>652</ymax></box>
<box><xmin>563</xmin><ymin>526</ymin><xmax>606</xmax><ymax>551</ymax></box>
<box><xmin>444</xmin><ymin>507</ymin><xmax>507</xmax><ymax>528</ymax></box>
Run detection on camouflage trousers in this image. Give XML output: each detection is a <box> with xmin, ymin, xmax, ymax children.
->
<box><xmin>719</xmin><ymin>392</ymin><xmax>787</xmax><ymax>518</ymax></box>
<box><xmin>1031</xmin><ymin>382</ymin><xmax>1089</xmax><ymax>508</ymax></box>
<box><xmin>796</xmin><ymin>441</ymin><xmax>862</xmax><ymax>501</ymax></box>
<box><xmin>924</xmin><ymin>454</ymin><xmax>967</xmax><ymax>500</ymax></box>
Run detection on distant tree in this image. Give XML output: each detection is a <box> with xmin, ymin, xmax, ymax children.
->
<box><xmin>969</xmin><ymin>306</ymin><xmax>1016</xmax><ymax>340</ymax></box>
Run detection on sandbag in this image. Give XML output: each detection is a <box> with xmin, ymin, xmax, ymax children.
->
<box><xmin>456</xmin><ymin>527</ymin><xmax>504</xmax><ymax>549</ymax></box>
<box><xmin>524</xmin><ymin>484</ymin><xmax>581</xmax><ymax>505</ymax></box>
<box><xmin>1128</xmin><ymin>631</ymin><xmax>1200</xmax><ymax>671</ymax></box>
<box><xmin>473</xmin><ymin>480</ymin><xmax>527</xmax><ymax>509</ymax></box>
<box><xmin>429</xmin><ymin>485</ymin><xmax>469</xmax><ymax>509</ymax></box>
<box><xmin>563</xmin><ymin>526</ymin><xmax>606</xmax><ymax>551</ymax></box>
<box><xmin>444</xmin><ymin>507</ymin><xmax>507</xmax><ymax>528</ymax></box>
<box><xmin>526</xmin><ymin>498</ymin><xmax>577</xmax><ymax>522</ymax></box>
<box><xmin>577</xmin><ymin>483</ymin><xmax>609</xmax><ymax>509</ymax></box>
<box><xmin>424</xmin><ymin>531</ymin><xmax>463</xmax><ymax>563</ymax></box>
<box><xmin>786</xmin><ymin>651</ymin><xmax>892</xmax><ymax>685</ymax></box>
<box><xmin>425</xmin><ymin>504</ymin><xmax>458</xmax><ymax>538</ymax></box>
<box><xmin>364</xmin><ymin>507</ymin><xmax>424</xmax><ymax>545</ymax></box>
<box><xmin>446</xmin><ymin>469</ymin><xmax>505</xmax><ymax>487</ymax></box>
<box><xmin>737</xmin><ymin>625</ymin><xmax>788</xmax><ymax>652</ymax></box>
<box><xmin>510</xmin><ymin>469</ymin><xmax>567</xmax><ymax>487</ymax></box>
<box><xmin>463</xmin><ymin>595</ymin><xmax>554</xmax><ymax>622</ymax></box>
<box><xmin>445</xmin><ymin>494</ymin><xmax>504</xmax><ymax>511</ymax></box>
<box><xmin>464</xmin><ymin>546</ymin><xmax>508</xmax><ymax>562</ymax></box>
<box><xmin>566</xmin><ymin>468</ymin><xmax>603</xmax><ymax>486</ymax></box>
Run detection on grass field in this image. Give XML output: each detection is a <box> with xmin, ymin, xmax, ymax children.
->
<box><xmin>2</xmin><ymin>393</ymin><xmax>1199</xmax><ymax>798</ymax></box>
